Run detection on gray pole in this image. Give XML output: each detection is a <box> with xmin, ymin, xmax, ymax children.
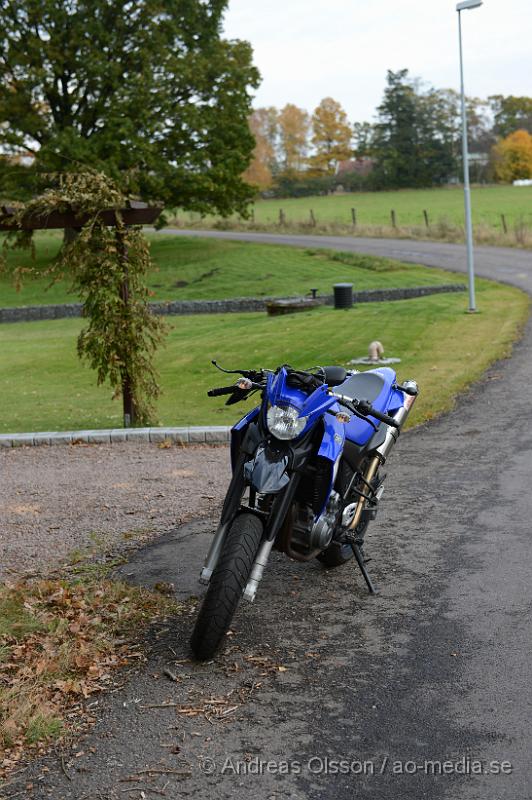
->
<box><xmin>458</xmin><ymin>9</ymin><xmax>477</xmax><ymax>312</ymax></box>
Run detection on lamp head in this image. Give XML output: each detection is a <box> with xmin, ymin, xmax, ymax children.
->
<box><xmin>457</xmin><ymin>0</ymin><xmax>482</xmax><ymax>10</ymax></box>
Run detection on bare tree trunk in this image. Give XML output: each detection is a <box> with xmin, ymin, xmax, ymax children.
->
<box><xmin>116</xmin><ymin>226</ymin><xmax>134</xmax><ymax>427</ymax></box>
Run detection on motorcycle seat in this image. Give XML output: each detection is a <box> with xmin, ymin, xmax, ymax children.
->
<box><xmin>337</xmin><ymin>371</ymin><xmax>386</xmax><ymax>404</ymax></box>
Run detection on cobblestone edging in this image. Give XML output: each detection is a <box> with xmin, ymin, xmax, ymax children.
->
<box><xmin>0</xmin><ymin>283</ymin><xmax>465</xmax><ymax>323</ymax></box>
<box><xmin>0</xmin><ymin>426</ymin><xmax>231</xmax><ymax>448</ymax></box>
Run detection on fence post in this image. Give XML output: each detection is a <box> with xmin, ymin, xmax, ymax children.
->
<box><xmin>391</xmin><ymin>210</ymin><xmax>397</xmax><ymax>228</ymax></box>
<box><xmin>423</xmin><ymin>209</ymin><xmax>429</xmax><ymax>229</ymax></box>
<box><xmin>279</xmin><ymin>209</ymin><xmax>285</xmax><ymax>226</ymax></box>
<box><xmin>501</xmin><ymin>214</ymin><xmax>508</xmax><ymax>234</ymax></box>
<box><xmin>250</xmin><ymin>208</ymin><xmax>255</xmax><ymax>224</ymax></box>
<box><xmin>351</xmin><ymin>208</ymin><xmax>357</xmax><ymax>227</ymax></box>
<box><xmin>310</xmin><ymin>209</ymin><xmax>316</xmax><ymax>227</ymax></box>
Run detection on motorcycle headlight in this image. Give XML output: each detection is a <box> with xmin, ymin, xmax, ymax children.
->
<box><xmin>266</xmin><ymin>404</ymin><xmax>308</xmax><ymax>440</ymax></box>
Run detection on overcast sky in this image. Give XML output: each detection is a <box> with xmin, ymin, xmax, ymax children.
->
<box><xmin>223</xmin><ymin>0</ymin><xmax>531</xmax><ymax>123</ymax></box>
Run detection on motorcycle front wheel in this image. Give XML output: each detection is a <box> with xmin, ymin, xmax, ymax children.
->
<box><xmin>190</xmin><ymin>513</ymin><xmax>263</xmax><ymax>661</ymax></box>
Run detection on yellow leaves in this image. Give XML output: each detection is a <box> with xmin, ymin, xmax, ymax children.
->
<box><xmin>493</xmin><ymin>129</ymin><xmax>532</xmax><ymax>182</ymax></box>
<box><xmin>310</xmin><ymin>97</ymin><xmax>353</xmax><ymax>175</ymax></box>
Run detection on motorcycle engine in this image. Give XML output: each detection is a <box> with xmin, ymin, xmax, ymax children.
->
<box><xmin>288</xmin><ymin>491</ymin><xmax>342</xmax><ymax>558</ymax></box>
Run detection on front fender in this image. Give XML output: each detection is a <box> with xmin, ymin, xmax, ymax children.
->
<box><xmin>244</xmin><ymin>445</ymin><xmax>290</xmax><ymax>493</ymax></box>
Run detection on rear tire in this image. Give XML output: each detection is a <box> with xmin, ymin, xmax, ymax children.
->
<box><xmin>190</xmin><ymin>513</ymin><xmax>263</xmax><ymax>661</ymax></box>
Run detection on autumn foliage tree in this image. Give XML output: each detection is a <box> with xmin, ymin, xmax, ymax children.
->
<box><xmin>492</xmin><ymin>130</ymin><xmax>532</xmax><ymax>182</ymax></box>
<box><xmin>308</xmin><ymin>97</ymin><xmax>352</xmax><ymax>175</ymax></box>
<box><xmin>277</xmin><ymin>104</ymin><xmax>310</xmax><ymax>176</ymax></box>
<box><xmin>242</xmin><ymin>108</ymin><xmax>278</xmax><ymax>190</ymax></box>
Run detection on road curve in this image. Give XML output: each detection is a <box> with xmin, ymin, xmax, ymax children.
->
<box><xmin>163</xmin><ymin>229</ymin><xmax>532</xmax><ymax>293</ymax></box>
<box><xmin>7</xmin><ymin>234</ymin><xmax>532</xmax><ymax>800</ymax></box>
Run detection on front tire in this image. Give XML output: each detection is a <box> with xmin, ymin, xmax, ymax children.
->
<box><xmin>190</xmin><ymin>513</ymin><xmax>263</xmax><ymax>661</ymax></box>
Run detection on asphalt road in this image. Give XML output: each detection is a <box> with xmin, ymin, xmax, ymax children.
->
<box><xmin>5</xmin><ymin>235</ymin><xmax>532</xmax><ymax>800</ymax></box>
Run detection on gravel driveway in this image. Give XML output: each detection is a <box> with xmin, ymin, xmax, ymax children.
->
<box><xmin>0</xmin><ymin>443</ymin><xmax>229</xmax><ymax>577</ymax></box>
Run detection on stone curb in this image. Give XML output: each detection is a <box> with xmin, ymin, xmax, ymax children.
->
<box><xmin>0</xmin><ymin>426</ymin><xmax>232</xmax><ymax>448</ymax></box>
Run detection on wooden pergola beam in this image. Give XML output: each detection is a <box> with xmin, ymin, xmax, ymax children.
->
<box><xmin>0</xmin><ymin>201</ymin><xmax>163</xmax><ymax>231</ymax></box>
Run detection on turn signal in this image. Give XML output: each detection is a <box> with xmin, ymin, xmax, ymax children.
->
<box><xmin>336</xmin><ymin>412</ymin><xmax>350</xmax><ymax>424</ymax></box>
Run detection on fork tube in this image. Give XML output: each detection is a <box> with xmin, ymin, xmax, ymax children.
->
<box><xmin>199</xmin><ymin>521</ymin><xmax>230</xmax><ymax>584</ymax></box>
<box><xmin>348</xmin><ymin>455</ymin><xmax>381</xmax><ymax>531</ymax></box>
<box><xmin>200</xmin><ymin>452</ymin><xmax>247</xmax><ymax>584</ymax></box>
<box><xmin>242</xmin><ymin>474</ymin><xmax>301</xmax><ymax>602</ymax></box>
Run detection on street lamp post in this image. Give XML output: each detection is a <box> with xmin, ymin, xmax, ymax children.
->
<box><xmin>457</xmin><ymin>0</ymin><xmax>482</xmax><ymax>313</ymax></box>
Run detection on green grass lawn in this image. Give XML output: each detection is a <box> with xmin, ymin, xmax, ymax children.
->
<box><xmin>0</xmin><ymin>234</ymin><xmax>460</xmax><ymax>308</ymax></box>
<box><xmin>179</xmin><ymin>184</ymin><xmax>532</xmax><ymax>231</ymax></box>
<box><xmin>0</xmin><ymin>276</ymin><xmax>527</xmax><ymax>433</ymax></box>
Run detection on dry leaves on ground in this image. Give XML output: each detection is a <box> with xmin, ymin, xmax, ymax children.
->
<box><xmin>0</xmin><ymin>577</ymin><xmax>181</xmax><ymax>778</ymax></box>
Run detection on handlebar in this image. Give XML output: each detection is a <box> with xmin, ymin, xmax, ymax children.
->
<box><xmin>333</xmin><ymin>393</ymin><xmax>400</xmax><ymax>429</ymax></box>
<box><xmin>208</xmin><ymin>365</ymin><xmax>401</xmax><ymax>429</ymax></box>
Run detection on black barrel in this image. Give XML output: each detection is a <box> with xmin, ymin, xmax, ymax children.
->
<box><xmin>333</xmin><ymin>282</ymin><xmax>354</xmax><ymax>309</ymax></box>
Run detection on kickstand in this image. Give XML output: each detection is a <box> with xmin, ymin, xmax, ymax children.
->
<box><xmin>352</xmin><ymin>543</ymin><xmax>378</xmax><ymax>595</ymax></box>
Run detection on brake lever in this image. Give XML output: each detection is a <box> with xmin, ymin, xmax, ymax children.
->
<box><xmin>330</xmin><ymin>393</ymin><xmax>379</xmax><ymax>433</ymax></box>
<box><xmin>211</xmin><ymin>359</ymin><xmax>250</xmax><ymax>376</ymax></box>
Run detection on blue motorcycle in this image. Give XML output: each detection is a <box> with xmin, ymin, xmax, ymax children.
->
<box><xmin>191</xmin><ymin>361</ymin><xmax>418</xmax><ymax>660</ymax></box>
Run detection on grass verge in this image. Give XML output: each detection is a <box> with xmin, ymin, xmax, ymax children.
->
<box><xmin>0</xmin><ymin>276</ymin><xmax>528</xmax><ymax>433</ymax></box>
<box><xmin>178</xmin><ymin>217</ymin><xmax>532</xmax><ymax>249</ymax></box>
<box><xmin>0</xmin><ymin>575</ymin><xmax>181</xmax><ymax>779</ymax></box>
<box><xmin>1</xmin><ymin>234</ymin><xmax>461</xmax><ymax>308</ymax></box>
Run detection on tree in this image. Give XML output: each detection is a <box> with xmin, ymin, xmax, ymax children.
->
<box><xmin>353</xmin><ymin>122</ymin><xmax>374</xmax><ymax>157</ymax></box>
<box><xmin>415</xmin><ymin>88</ymin><xmax>458</xmax><ymax>185</ymax></box>
<box><xmin>308</xmin><ymin>97</ymin><xmax>352</xmax><ymax>175</ymax></box>
<box><xmin>492</xmin><ymin>130</ymin><xmax>532</xmax><ymax>183</ymax></box>
<box><xmin>370</xmin><ymin>70</ymin><xmax>459</xmax><ymax>189</ymax></box>
<box><xmin>0</xmin><ymin>1</ymin><xmax>260</xmax><ymax>215</ymax></box>
<box><xmin>489</xmin><ymin>95</ymin><xmax>532</xmax><ymax>138</ymax></box>
<box><xmin>242</xmin><ymin>107</ymin><xmax>278</xmax><ymax>191</ymax></box>
<box><xmin>277</xmin><ymin>104</ymin><xmax>309</xmax><ymax>176</ymax></box>
<box><xmin>371</xmin><ymin>70</ymin><xmax>420</xmax><ymax>188</ymax></box>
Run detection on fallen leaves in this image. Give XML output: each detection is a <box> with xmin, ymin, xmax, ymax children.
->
<box><xmin>0</xmin><ymin>577</ymin><xmax>182</xmax><ymax>779</ymax></box>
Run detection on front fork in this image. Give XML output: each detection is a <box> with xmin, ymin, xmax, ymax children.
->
<box><xmin>199</xmin><ymin>452</ymin><xmax>246</xmax><ymax>584</ymax></box>
<box><xmin>200</xmin><ymin>466</ymin><xmax>301</xmax><ymax>602</ymax></box>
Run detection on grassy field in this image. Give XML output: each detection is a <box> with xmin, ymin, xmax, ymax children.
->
<box><xmin>181</xmin><ymin>184</ymin><xmax>532</xmax><ymax>228</ymax></box>
<box><xmin>174</xmin><ymin>185</ymin><xmax>532</xmax><ymax>247</ymax></box>
<box><xmin>0</xmin><ymin>233</ymin><xmax>460</xmax><ymax>308</ymax></box>
<box><xmin>0</xmin><ymin>276</ymin><xmax>528</xmax><ymax>433</ymax></box>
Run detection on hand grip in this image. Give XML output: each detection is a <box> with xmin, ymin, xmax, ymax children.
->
<box><xmin>369</xmin><ymin>408</ymin><xmax>400</xmax><ymax>428</ymax></box>
<box><xmin>356</xmin><ymin>399</ymin><xmax>400</xmax><ymax>428</ymax></box>
<box><xmin>207</xmin><ymin>385</ymin><xmax>235</xmax><ymax>397</ymax></box>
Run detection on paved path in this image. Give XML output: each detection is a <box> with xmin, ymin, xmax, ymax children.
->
<box><xmin>5</xmin><ymin>235</ymin><xmax>532</xmax><ymax>800</ymax></box>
